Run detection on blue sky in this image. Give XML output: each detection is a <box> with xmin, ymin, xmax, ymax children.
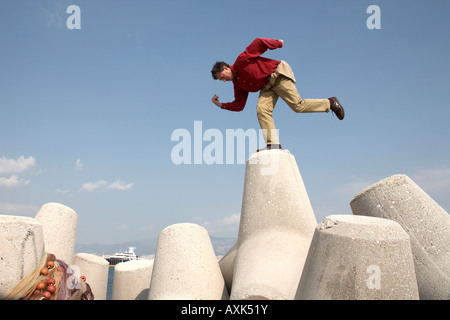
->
<box><xmin>1</xmin><ymin>0</ymin><xmax>449</xmax><ymax>246</ymax></box>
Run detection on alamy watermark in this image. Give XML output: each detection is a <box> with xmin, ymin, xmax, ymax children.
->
<box><xmin>367</xmin><ymin>5</ymin><xmax>381</xmax><ymax>30</ymax></box>
<box><xmin>66</xmin><ymin>264</ymin><xmax>82</xmax><ymax>290</ymax></box>
<box><xmin>66</xmin><ymin>5</ymin><xmax>81</xmax><ymax>30</ymax></box>
<box><xmin>366</xmin><ymin>265</ymin><xmax>381</xmax><ymax>289</ymax></box>
<box><xmin>65</xmin><ymin>4</ymin><xmax>380</xmax><ymax>31</ymax></box>
<box><xmin>170</xmin><ymin>121</ymin><xmax>281</xmax><ymax>175</ymax></box>
<box><xmin>170</xmin><ymin>121</ymin><xmax>269</xmax><ymax>165</ymax></box>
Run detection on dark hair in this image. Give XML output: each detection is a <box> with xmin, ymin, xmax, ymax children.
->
<box><xmin>211</xmin><ymin>61</ymin><xmax>229</xmax><ymax>79</ymax></box>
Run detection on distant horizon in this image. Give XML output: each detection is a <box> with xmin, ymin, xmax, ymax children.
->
<box><xmin>74</xmin><ymin>233</ymin><xmax>237</xmax><ymax>256</ymax></box>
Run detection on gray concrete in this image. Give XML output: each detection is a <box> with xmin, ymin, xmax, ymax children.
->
<box><xmin>230</xmin><ymin>150</ymin><xmax>317</xmax><ymax>300</ymax></box>
<box><xmin>112</xmin><ymin>259</ymin><xmax>154</xmax><ymax>300</ymax></box>
<box><xmin>74</xmin><ymin>253</ymin><xmax>109</xmax><ymax>300</ymax></box>
<box><xmin>350</xmin><ymin>174</ymin><xmax>450</xmax><ymax>299</ymax></box>
<box><xmin>35</xmin><ymin>202</ymin><xmax>78</xmax><ymax>265</ymax></box>
<box><xmin>218</xmin><ymin>242</ymin><xmax>237</xmax><ymax>293</ymax></box>
<box><xmin>296</xmin><ymin>215</ymin><xmax>419</xmax><ymax>300</ymax></box>
<box><xmin>148</xmin><ymin>223</ymin><xmax>228</xmax><ymax>300</ymax></box>
<box><xmin>0</xmin><ymin>215</ymin><xmax>46</xmax><ymax>299</ymax></box>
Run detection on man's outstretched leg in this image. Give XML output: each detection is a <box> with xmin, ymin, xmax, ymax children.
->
<box><xmin>272</xmin><ymin>75</ymin><xmax>345</xmax><ymax>119</ymax></box>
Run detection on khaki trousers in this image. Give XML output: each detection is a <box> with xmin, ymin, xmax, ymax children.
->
<box><xmin>257</xmin><ymin>61</ymin><xmax>330</xmax><ymax>145</ymax></box>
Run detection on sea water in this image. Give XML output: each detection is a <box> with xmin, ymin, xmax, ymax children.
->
<box><xmin>106</xmin><ymin>266</ymin><xmax>114</xmax><ymax>300</ymax></box>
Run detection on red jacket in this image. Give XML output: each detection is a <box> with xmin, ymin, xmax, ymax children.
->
<box><xmin>221</xmin><ymin>38</ymin><xmax>283</xmax><ymax>112</ymax></box>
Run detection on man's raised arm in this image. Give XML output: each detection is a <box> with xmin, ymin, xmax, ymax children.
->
<box><xmin>211</xmin><ymin>87</ymin><xmax>248</xmax><ymax>112</ymax></box>
<box><xmin>241</xmin><ymin>38</ymin><xmax>284</xmax><ymax>59</ymax></box>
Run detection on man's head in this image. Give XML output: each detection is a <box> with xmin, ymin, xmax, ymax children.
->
<box><xmin>211</xmin><ymin>61</ymin><xmax>234</xmax><ymax>82</ymax></box>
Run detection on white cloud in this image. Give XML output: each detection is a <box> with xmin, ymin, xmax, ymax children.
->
<box><xmin>80</xmin><ymin>180</ymin><xmax>108</xmax><ymax>192</ymax></box>
<box><xmin>0</xmin><ymin>156</ymin><xmax>36</xmax><ymax>188</ymax></box>
<box><xmin>30</xmin><ymin>0</ymin><xmax>65</xmax><ymax>28</ymax></box>
<box><xmin>141</xmin><ymin>224</ymin><xmax>156</xmax><ymax>231</ymax></box>
<box><xmin>0</xmin><ymin>175</ymin><xmax>31</xmax><ymax>188</ymax></box>
<box><xmin>56</xmin><ymin>188</ymin><xmax>70</xmax><ymax>196</ymax></box>
<box><xmin>0</xmin><ymin>156</ymin><xmax>36</xmax><ymax>174</ymax></box>
<box><xmin>411</xmin><ymin>167</ymin><xmax>450</xmax><ymax>194</ymax></box>
<box><xmin>196</xmin><ymin>213</ymin><xmax>241</xmax><ymax>237</ymax></box>
<box><xmin>0</xmin><ymin>201</ymin><xmax>39</xmax><ymax>217</ymax></box>
<box><xmin>75</xmin><ymin>159</ymin><xmax>83</xmax><ymax>171</ymax></box>
<box><xmin>80</xmin><ymin>179</ymin><xmax>134</xmax><ymax>192</ymax></box>
<box><xmin>107</xmin><ymin>180</ymin><xmax>134</xmax><ymax>191</ymax></box>
<box><xmin>218</xmin><ymin>213</ymin><xmax>241</xmax><ymax>227</ymax></box>
<box><xmin>332</xmin><ymin>179</ymin><xmax>377</xmax><ymax>198</ymax></box>
<box><xmin>331</xmin><ymin>168</ymin><xmax>450</xmax><ymax>199</ymax></box>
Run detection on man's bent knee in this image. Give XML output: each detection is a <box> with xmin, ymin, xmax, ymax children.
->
<box><xmin>292</xmin><ymin>99</ymin><xmax>308</xmax><ymax>113</ymax></box>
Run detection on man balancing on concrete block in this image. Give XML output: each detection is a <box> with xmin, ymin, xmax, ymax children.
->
<box><xmin>211</xmin><ymin>37</ymin><xmax>344</xmax><ymax>151</ymax></box>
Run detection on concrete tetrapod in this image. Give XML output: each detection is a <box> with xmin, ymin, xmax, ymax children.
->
<box><xmin>219</xmin><ymin>242</ymin><xmax>238</xmax><ymax>293</ymax></box>
<box><xmin>229</xmin><ymin>149</ymin><xmax>317</xmax><ymax>300</ymax></box>
<box><xmin>350</xmin><ymin>174</ymin><xmax>450</xmax><ymax>300</ymax></box>
<box><xmin>0</xmin><ymin>215</ymin><xmax>46</xmax><ymax>299</ymax></box>
<box><xmin>148</xmin><ymin>223</ymin><xmax>228</xmax><ymax>300</ymax></box>
<box><xmin>74</xmin><ymin>253</ymin><xmax>109</xmax><ymax>300</ymax></box>
<box><xmin>296</xmin><ymin>215</ymin><xmax>419</xmax><ymax>300</ymax></box>
<box><xmin>112</xmin><ymin>259</ymin><xmax>154</xmax><ymax>300</ymax></box>
<box><xmin>35</xmin><ymin>203</ymin><xmax>78</xmax><ymax>265</ymax></box>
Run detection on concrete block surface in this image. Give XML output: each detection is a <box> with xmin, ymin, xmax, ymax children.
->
<box><xmin>230</xmin><ymin>150</ymin><xmax>317</xmax><ymax>300</ymax></box>
<box><xmin>112</xmin><ymin>259</ymin><xmax>154</xmax><ymax>300</ymax></box>
<box><xmin>35</xmin><ymin>202</ymin><xmax>78</xmax><ymax>265</ymax></box>
<box><xmin>350</xmin><ymin>174</ymin><xmax>450</xmax><ymax>299</ymax></box>
<box><xmin>0</xmin><ymin>215</ymin><xmax>46</xmax><ymax>298</ymax></box>
<box><xmin>148</xmin><ymin>223</ymin><xmax>228</xmax><ymax>300</ymax></box>
<box><xmin>74</xmin><ymin>253</ymin><xmax>109</xmax><ymax>300</ymax></box>
<box><xmin>296</xmin><ymin>215</ymin><xmax>419</xmax><ymax>300</ymax></box>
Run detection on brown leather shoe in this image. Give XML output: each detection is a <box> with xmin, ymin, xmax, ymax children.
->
<box><xmin>257</xmin><ymin>144</ymin><xmax>282</xmax><ymax>152</ymax></box>
<box><xmin>329</xmin><ymin>97</ymin><xmax>345</xmax><ymax>120</ymax></box>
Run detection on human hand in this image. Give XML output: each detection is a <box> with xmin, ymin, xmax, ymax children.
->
<box><xmin>211</xmin><ymin>94</ymin><xmax>222</xmax><ymax>108</ymax></box>
<box><xmin>279</xmin><ymin>39</ymin><xmax>284</xmax><ymax>47</ymax></box>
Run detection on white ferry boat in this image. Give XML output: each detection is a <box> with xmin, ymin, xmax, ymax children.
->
<box><xmin>104</xmin><ymin>246</ymin><xmax>140</xmax><ymax>266</ymax></box>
